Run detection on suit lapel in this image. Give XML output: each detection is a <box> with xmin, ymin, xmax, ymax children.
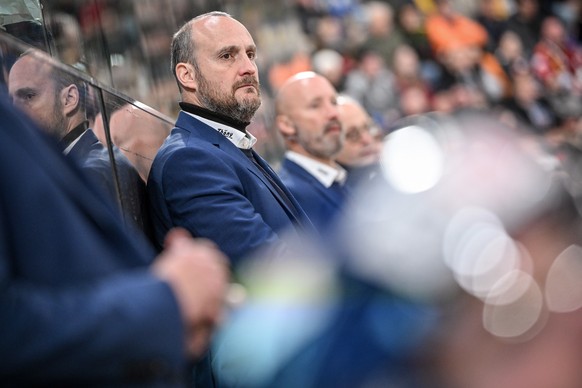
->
<box><xmin>248</xmin><ymin>150</ymin><xmax>310</xmax><ymax>222</ymax></box>
<box><xmin>176</xmin><ymin>113</ymin><xmax>307</xmax><ymax>224</ymax></box>
<box><xmin>284</xmin><ymin>159</ymin><xmax>346</xmax><ymax>208</ymax></box>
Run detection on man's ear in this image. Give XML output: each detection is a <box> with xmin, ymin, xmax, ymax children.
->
<box><xmin>276</xmin><ymin>114</ymin><xmax>297</xmax><ymax>139</ymax></box>
<box><xmin>176</xmin><ymin>63</ymin><xmax>197</xmax><ymax>91</ymax></box>
<box><xmin>61</xmin><ymin>84</ymin><xmax>79</xmax><ymax>116</ymax></box>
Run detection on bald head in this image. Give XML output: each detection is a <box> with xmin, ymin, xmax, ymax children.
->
<box><xmin>171</xmin><ymin>11</ymin><xmax>261</xmax><ymax>122</ymax></box>
<box><xmin>170</xmin><ymin>11</ymin><xmax>232</xmax><ymax>85</ymax></box>
<box><xmin>275</xmin><ymin>71</ymin><xmax>343</xmax><ymax>163</ymax></box>
<box><xmin>276</xmin><ymin>72</ymin><xmax>330</xmax><ymax>114</ymax></box>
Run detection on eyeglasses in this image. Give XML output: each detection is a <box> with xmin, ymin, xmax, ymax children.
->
<box><xmin>344</xmin><ymin>123</ymin><xmax>383</xmax><ymax>143</ymax></box>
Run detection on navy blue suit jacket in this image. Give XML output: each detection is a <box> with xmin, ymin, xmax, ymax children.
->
<box><xmin>0</xmin><ymin>96</ymin><xmax>186</xmax><ymax>386</ymax></box>
<box><xmin>147</xmin><ymin>112</ymin><xmax>311</xmax><ymax>265</ymax></box>
<box><xmin>278</xmin><ymin>158</ymin><xmax>349</xmax><ymax>232</ymax></box>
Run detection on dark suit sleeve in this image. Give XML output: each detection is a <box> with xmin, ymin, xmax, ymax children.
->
<box><xmin>158</xmin><ymin>146</ymin><xmax>288</xmax><ymax>264</ymax></box>
<box><xmin>0</xmin><ymin>95</ymin><xmax>188</xmax><ymax>384</ymax></box>
<box><xmin>0</xmin><ymin>249</ymin><xmax>186</xmax><ymax>384</ymax></box>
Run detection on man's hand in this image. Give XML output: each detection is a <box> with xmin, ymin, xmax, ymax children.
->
<box><xmin>153</xmin><ymin>228</ymin><xmax>230</xmax><ymax>358</ymax></box>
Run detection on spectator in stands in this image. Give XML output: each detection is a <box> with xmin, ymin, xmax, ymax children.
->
<box><xmin>399</xmin><ymin>84</ymin><xmax>433</xmax><ymax>117</ymax></box>
<box><xmin>392</xmin><ymin>44</ymin><xmax>433</xmax><ymax>110</ymax></box>
<box><xmin>531</xmin><ymin>15</ymin><xmax>582</xmax><ymax>97</ymax></box>
<box><xmin>425</xmin><ymin>0</ymin><xmax>489</xmax><ymax>58</ymax></box>
<box><xmin>343</xmin><ymin>47</ymin><xmax>399</xmax><ymax>129</ymax></box>
<box><xmin>395</xmin><ymin>2</ymin><xmax>432</xmax><ymax>62</ymax></box>
<box><xmin>475</xmin><ymin>0</ymin><xmax>509</xmax><ymax>52</ymax></box>
<box><xmin>505</xmin><ymin>0</ymin><xmax>545</xmax><ymax>58</ymax></box>
<box><xmin>495</xmin><ymin>30</ymin><xmax>530</xmax><ymax>78</ymax></box>
<box><xmin>395</xmin><ymin>2</ymin><xmax>441</xmax><ymax>87</ymax></box>
<box><xmin>311</xmin><ymin>48</ymin><xmax>346</xmax><ymax>92</ymax></box>
<box><xmin>359</xmin><ymin>1</ymin><xmax>406</xmax><ymax>69</ymax></box>
<box><xmin>500</xmin><ymin>70</ymin><xmax>557</xmax><ymax>134</ymax></box>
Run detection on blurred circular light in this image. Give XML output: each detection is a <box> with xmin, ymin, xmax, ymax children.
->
<box><xmin>443</xmin><ymin>207</ymin><xmax>503</xmax><ymax>267</ymax></box>
<box><xmin>546</xmin><ymin>245</ymin><xmax>582</xmax><ymax>313</ymax></box>
<box><xmin>469</xmin><ymin>234</ymin><xmax>521</xmax><ymax>298</ymax></box>
<box><xmin>443</xmin><ymin>208</ymin><xmax>522</xmax><ymax>299</ymax></box>
<box><xmin>381</xmin><ymin>125</ymin><xmax>444</xmax><ymax>194</ymax></box>
<box><xmin>483</xmin><ymin>271</ymin><xmax>543</xmax><ymax>339</ymax></box>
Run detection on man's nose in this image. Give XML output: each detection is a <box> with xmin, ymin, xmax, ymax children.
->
<box><xmin>238</xmin><ymin>55</ymin><xmax>257</xmax><ymax>76</ymax></box>
<box><xmin>359</xmin><ymin>129</ymin><xmax>374</xmax><ymax>145</ymax></box>
<box><xmin>325</xmin><ymin>102</ymin><xmax>339</xmax><ymax>119</ymax></box>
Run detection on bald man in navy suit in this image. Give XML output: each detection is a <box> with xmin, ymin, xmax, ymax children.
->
<box><xmin>148</xmin><ymin>12</ymin><xmax>313</xmax><ymax>266</ymax></box>
<box><xmin>276</xmin><ymin>72</ymin><xmax>351</xmax><ymax>233</ymax></box>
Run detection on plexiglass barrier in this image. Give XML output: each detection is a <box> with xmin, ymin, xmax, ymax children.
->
<box><xmin>1</xmin><ymin>30</ymin><xmax>173</xmax><ymax>239</ymax></box>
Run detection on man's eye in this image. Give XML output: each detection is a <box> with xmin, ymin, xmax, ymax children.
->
<box><xmin>19</xmin><ymin>92</ymin><xmax>36</xmax><ymax>102</ymax></box>
<box><xmin>221</xmin><ymin>53</ymin><xmax>232</xmax><ymax>60</ymax></box>
<box><xmin>247</xmin><ymin>51</ymin><xmax>256</xmax><ymax>60</ymax></box>
<box><xmin>345</xmin><ymin>130</ymin><xmax>360</xmax><ymax>141</ymax></box>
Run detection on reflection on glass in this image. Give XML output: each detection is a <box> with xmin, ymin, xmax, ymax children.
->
<box><xmin>4</xmin><ymin>47</ymin><xmax>147</xmax><ymax>234</ymax></box>
<box><xmin>96</xmin><ymin>94</ymin><xmax>172</xmax><ymax>182</ymax></box>
<box><xmin>45</xmin><ymin>12</ymin><xmax>88</xmax><ymax>72</ymax></box>
<box><xmin>0</xmin><ymin>31</ymin><xmax>178</xmax><ymax>243</ymax></box>
<box><xmin>7</xmin><ymin>49</ymin><xmax>118</xmax><ymax>200</ymax></box>
<box><xmin>96</xmin><ymin>92</ymin><xmax>174</xmax><ymax>240</ymax></box>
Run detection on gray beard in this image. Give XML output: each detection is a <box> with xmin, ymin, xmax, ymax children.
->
<box><xmin>196</xmin><ymin>72</ymin><xmax>261</xmax><ymax>123</ymax></box>
<box><xmin>200</xmin><ymin>93</ymin><xmax>260</xmax><ymax>123</ymax></box>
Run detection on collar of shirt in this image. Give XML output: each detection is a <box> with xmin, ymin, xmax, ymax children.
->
<box><xmin>63</xmin><ymin>129</ymin><xmax>88</xmax><ymax>155</ymax></box>
<box><xmin>184</xmin><ymin>111</ymin><xmax>257</xmax><ymax>150</ymax></box>
<box><xmin>61</xmin><ymin>121</ymin><xmax>89</xmax><ymax>155</ymax></box>
<box><xmin>286</xmin><ymin>151</ymin><xmax>347</xmax><ymax>188</ymax></box>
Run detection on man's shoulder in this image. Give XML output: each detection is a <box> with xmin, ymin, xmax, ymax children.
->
<box><xmin>73</xmin><ymin>132</ymin><xmax>110</xmax><ymax>169</ymax></box>
<box><xmin>150</xmin><ymin>128</ymin><xmax>243</xmax><ymax>182</ymax></box>
<box><xmin>279</xmin><ymin>158</ymin><xmax>315</xmax><ymax>186</ymax></box>
<box><xmin>156</xmin><ymin>127</ymin><xmax>222</xmax><ymax>161</ymax></box>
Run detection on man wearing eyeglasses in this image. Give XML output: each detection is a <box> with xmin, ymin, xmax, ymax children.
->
<box><xmin>276</xmin><ymin>71</ymin><xmax>350</xmax><ymax>232</ymax></box>
<box><xmin>335</xmin><ymin>95</ymin><xmax>384</xmax><ymax>188</ymax></box>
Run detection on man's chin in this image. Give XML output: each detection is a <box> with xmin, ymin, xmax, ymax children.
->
<box><xmin>239</xmin><ymin>96</ymin><xmax>261</xmax><ymax>110</ymax></box>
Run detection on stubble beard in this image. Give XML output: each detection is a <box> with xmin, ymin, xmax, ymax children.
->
<box><xmin>47</xmin><ymin>97</ymin><xmax>68</xmax><ymax>140</ymax></box>
<box><xmin>197</xmin><ymin>73</ymin><xmax>261</xmax><ymax>123</ymax></box>
<box><xmin>297</xmin><ymin>122</ymin><xmax>344</xmax><ymax>159</ymax></box>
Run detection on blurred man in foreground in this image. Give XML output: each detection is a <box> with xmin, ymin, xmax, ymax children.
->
<box><xmin>213</xmin><ymin>111</ymin><xmax>582</xmax><ymax>388</ymax></box>
<box><xmin>0</xmin><ymin>92</ymin><xmax>229</xmax><ymax>386</ymax></box>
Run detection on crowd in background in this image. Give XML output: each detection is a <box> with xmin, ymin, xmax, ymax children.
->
<box><xmin>32</xmin><ymin>0</ymin><xmax>582</xmax><ymax>164</ymax></box>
